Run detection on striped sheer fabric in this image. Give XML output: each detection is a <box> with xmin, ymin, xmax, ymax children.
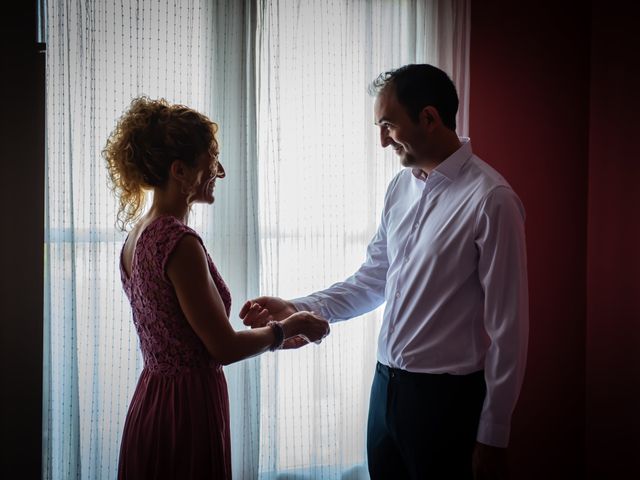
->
<box><xmin>255</xmin><ymin>1</ymin><xmax>469</xmax><ymax>477</ymax></box>
<box><xmin>43</xmin><ymin>0</ymin><xmax>469</xmax><ymax>478</ymax></box>
<box><xmin>44</xmin><ymin>1</ymin><xmax>260</xmax><ymax>478</ymax></box>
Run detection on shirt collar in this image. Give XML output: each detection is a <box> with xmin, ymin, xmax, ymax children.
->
<box><xmin>411</xmin><ymin>137</ymin><xmax>473</xmax><ymax>181</ymax></box>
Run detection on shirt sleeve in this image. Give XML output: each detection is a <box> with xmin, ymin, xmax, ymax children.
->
<box><xmin>291</xmin><ymin>174</ymin><xmax>400</xmax><ymax>322</ymax></box>
<box><xmin>474</xmin><ymin>185</ymin><xmax>529</xmax><ymax>448</ymax></box>
<box><xmin>291</xmin><ymin>216</ymin><xmax>389</xmax><ymax>322</ymax></box>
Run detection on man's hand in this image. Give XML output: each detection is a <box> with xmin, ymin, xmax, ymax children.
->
<box><xmin>280</xmin><ymin>310</ymin><xmax>330</xmax><ymax>345</ymax></box>
<box><xmin>239</xmin><ymin>296</ymin><xmax>297</xmax><ymax>328</ymax></box>
<box><xmin>472</xmin><ymin>442</ymin><xmax>508</xmax><ymax>480</ymax></box>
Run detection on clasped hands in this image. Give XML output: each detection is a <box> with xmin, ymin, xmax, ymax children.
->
<box><xmin>239</xmin><ymin>296</ymin><xmax>330</xmax><ymax>349</ymax></box>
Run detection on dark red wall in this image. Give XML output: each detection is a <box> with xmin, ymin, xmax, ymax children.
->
<box><xmin>586</xmin><ymin>3</ymin><xmax>640</xmax><ymax>478</ymax></box>
<box><xmin>469</xmin><ymin>2</ymin><xmax>591</xmax><ymax>478</ymax></box>
<box><xmin>471</xmin><ymin>1</ymin><xmax>640</xmax><ymax>478</ymax></box>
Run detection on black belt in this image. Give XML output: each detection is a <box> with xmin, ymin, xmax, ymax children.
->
<box><xmin>376</xmin><ymin>361</ymin><xmax>483</xmax><ymax>381</ymax></box>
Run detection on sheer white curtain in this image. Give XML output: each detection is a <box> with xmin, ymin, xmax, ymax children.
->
<box><xmin>43</xmin><ymin>1</ymin><xmax>259</xmax><ymax>478</ymax></box>
<box><xmin>255</xmin><ymin>1</ymin><xmax>469</xmax><ymax>478</ymax></box>
<box><xmin>43</xmin><ymin>0</ymin><xmax>469</xmax><ymax>478</ymax></box>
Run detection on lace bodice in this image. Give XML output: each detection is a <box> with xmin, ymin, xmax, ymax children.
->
<box><xmin>120</xmin><ymin>216</ymin><xmax>231</xmax><ymax>375</ymax></box>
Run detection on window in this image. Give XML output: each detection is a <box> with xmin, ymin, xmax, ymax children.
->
<box><xmin>43</xmin><ymin>1</ymin><xmax>468</xmax><ymax>478</ymax></box>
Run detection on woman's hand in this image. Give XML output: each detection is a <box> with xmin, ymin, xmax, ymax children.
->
<box><xmin>240</xmin><ymin>297</ymin><xmax>329</xmax><ymax>349</ymax></box>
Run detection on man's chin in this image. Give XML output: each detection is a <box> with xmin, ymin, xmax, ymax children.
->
<box><xmin>399</xmin><ymin>154</ymin><xmax>417</xmax><ymax>167</ymax></box>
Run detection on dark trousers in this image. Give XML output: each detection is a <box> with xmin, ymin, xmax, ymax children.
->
<box><xmin>367</xmin><ymin>362</ymin><xmax>486</xmax><ymax>480</ymax></box>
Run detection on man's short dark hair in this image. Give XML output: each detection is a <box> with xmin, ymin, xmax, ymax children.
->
<box><xmin>369</xmin><ymin>64</ymin><xmax>459</xmax><ymax>131</ymax></box>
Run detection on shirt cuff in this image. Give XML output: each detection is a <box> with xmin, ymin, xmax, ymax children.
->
<box><xmin>476</xmin><ymin>419</ymin><xmax>511</xmax><ymax>448</ymax></box>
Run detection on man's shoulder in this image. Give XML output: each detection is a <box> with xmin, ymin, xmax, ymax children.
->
<box><xmin>461</xmin><ymin>155</ymin><xmax>514</xmax><ymax>195</ymax></box>
<box><xmin>384</xmin><ymin>168</ymin><xmax>413</xmax><ymax>193</ymax></box>
<box><xmin>460</xmin><ymin>156</ymin><xmax>525</xmax><ymax>217</ymax></box>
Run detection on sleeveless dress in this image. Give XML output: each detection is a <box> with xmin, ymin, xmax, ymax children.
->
<box><xmin>118</xmin><ymin>215</ymin><xmax>232</xmax><ymax>479</ymax></box>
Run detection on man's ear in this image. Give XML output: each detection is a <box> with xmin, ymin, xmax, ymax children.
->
<box><xmin>420</xmin><ymin>106</ymin><xmax>442</xmax><ymax>130</ymax></box>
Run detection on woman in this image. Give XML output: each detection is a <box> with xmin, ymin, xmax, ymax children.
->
<box><xmin>104</xmin><ymin>97</ymin><xmax>329</xmax><ymax>479</ymax></box>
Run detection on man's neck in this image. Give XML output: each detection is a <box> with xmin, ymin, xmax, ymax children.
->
<box><xmin>418</xmin><ymin>131</ymin><xmax>461</xmax><ymax>175</ymax></box>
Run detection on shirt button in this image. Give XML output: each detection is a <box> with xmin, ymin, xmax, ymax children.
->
<box><xmin>395</xmin><ymin>291</ymin><xmax>401</xmax><ymax>298</ymax></box>
<box><xmin>413</xmin><ymin>223</ymin><xmax>418</xmax><ymax>230</ymax></box>
<box><xmin>404</xmin><ymin>256</ymin><xmax>408</xmax><ymax>263</ymax></box>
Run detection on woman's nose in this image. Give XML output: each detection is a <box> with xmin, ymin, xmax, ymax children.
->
<box><xmin>215</xmin><ymin>161</ymin><xmax>226</xmax><ymax>178</ymax></box>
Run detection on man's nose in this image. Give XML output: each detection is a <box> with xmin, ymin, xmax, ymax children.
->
<box><xmin>379</xmin><ymin>127</ymin><xmax>392</xmax><ymax>148</ymax></box>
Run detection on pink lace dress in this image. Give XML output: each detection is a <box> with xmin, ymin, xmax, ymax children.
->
<box><xmin>118</xmin><ymin>215</ymin><xmax>232</xmax><ymax>479</ymax></box>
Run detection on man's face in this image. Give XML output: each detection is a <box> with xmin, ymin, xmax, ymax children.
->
<box><xmin>374</xmin><ymin>87</ymin><xmax>428</xmax><ymax>168</ymax></box>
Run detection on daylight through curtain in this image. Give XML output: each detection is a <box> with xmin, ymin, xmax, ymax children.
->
<box><xmin>43</xmin><ymin>1</ymin><xmax>469</xmax><ymax>478</ymax></box>
<box><xmin>43</xmin><ymin>1</ymin><xmax>259</xmax><ymax>477</ymax></box>
<box><xmin>255</xmin><ymin>1</ymin><xmax>469</xmax><ymax>477</ymax></box>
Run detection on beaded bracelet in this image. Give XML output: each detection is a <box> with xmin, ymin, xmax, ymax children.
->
<box><xmin>267</xmin><ymin>321</ymin><xmax>285</xmax><ymax>351</ymax></box>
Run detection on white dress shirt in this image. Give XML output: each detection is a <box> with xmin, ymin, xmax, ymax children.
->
<box><xmin>292</xmin><ymin>138</ymin><xmax>528</xmax><ymax>448</ymax></box>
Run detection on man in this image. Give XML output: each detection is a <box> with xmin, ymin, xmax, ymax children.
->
<box><xmin>240</xmin><ymin>64</ymin><xmax>528</xmax><ymax>479</ymax></box>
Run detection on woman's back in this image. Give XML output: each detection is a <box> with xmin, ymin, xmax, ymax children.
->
<box><xmin>121</xmin><ymin>215</ymin><xmax>231</xmax><ymax>373</ymax></box>
<box><xmin>118</xmin><ymin>215</ymin><xmax>232</xmax><ymax>479</ymax></box>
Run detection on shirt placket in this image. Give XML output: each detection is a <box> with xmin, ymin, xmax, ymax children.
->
<box><xmin>386</xmin><ymin>175</ymin><xmax>435</xmax><ymax>360</ymax></box>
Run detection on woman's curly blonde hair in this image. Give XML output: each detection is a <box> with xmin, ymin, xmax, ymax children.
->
<box><xmin>103</xmin><ymin>96</ymin><xmax>219</xmax><ymax>231</ymax></box>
